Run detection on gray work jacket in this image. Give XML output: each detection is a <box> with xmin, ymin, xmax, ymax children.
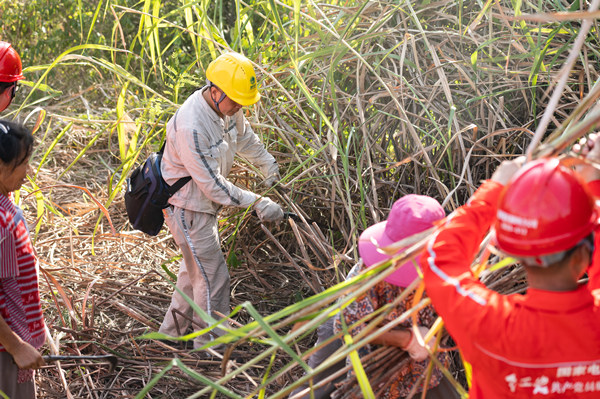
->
<box><xmin>161</xmin><ymin>87</ymin><xmax>279</xmax><ymax>214</ymax></box>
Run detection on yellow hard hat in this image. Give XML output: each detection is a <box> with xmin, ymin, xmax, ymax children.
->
<box><xmin>206</xmin><ymin>52</ymin><xmax>260</xmax><ymax>106</ymax></box>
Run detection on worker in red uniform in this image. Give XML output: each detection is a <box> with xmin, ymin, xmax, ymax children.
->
<box><xmin>420</xmin><ymin>151</ymin><xmax>600</xmax><ymax>398</ymax></box>
<box><xmin>0</xmin><ymin>42</ymin><xmax>24</xmax><ymax>112</ymax></box>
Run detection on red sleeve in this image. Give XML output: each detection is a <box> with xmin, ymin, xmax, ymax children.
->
<box><xmin>420</xmin><ymin>180</ymin><xmax>514</xmax><ymax>359</ymax></box>
<box><xmin>589</xmin><ymin>231</ymin><xmax>600</xmax><ymax>292</ymax></box>
<box><xmin>585</xmin><ymin>180</ymin><xmax>600</xmax><ymax>291</ymax></box>
<box><xmin>587</xmin><ymin>180</ymin><xmax>600</xmax><ymax>198</ymax></box>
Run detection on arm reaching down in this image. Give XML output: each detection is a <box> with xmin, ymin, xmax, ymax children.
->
<box><xmin>0</xmin><ymin>313</ymin><xmax>44</xmax><ymax>370</ymax></box>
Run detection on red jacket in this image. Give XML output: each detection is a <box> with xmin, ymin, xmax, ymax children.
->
<box><xmin>421</xmin><ymin>180</ymin><xmax>600</xmax><ymax>398</ymax></box>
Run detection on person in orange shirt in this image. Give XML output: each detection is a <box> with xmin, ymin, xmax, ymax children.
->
<box><xmin>421</xmin><ymin>147</ymin><xmax>600</xmax><ymax>397</ymax></box>
<box><xmin>0</xmin><ymin>42</ymin><xmax>24</xmax><ymax>112</ymax></box>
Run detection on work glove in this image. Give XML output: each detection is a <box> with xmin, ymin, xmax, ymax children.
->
<box><xmin>574</xmin><ymin>133</ymin><xmax>600</xmax><ymax>183</ymax></box>
<box><xmin>254</xmin><ymin>197</ymin><xmax>284</xmax><ymax>222</ymax></box>
<box><xmin>263</xmin><ymin>172</ymin><xmax>281</xmax><ymax>188</ymax></box>
<box><xmin>261</xmin><ymin>161</ymin><xmax>281</xmax><ymax>188</ymax></box>
<box><xmin>491</xmin><ymin>156</ymin><xmax>525</xmax><ymax>186</ymax></box>
<box><xmin>402</xmin><ymin>326</ymin><xmax>431</xmax><ymax>362</ymax></box>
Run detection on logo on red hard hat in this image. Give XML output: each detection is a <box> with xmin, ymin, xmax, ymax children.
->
<box><xmin>497</xmin><ymin>209</ymin><xmax>539</xmax><ymax>236</ymax></box>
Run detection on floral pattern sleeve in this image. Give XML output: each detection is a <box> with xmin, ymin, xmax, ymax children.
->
<box><xmin>332</xmin><ymin>261</ymin><xmax>454</xmax><ymax>399</ymax></box>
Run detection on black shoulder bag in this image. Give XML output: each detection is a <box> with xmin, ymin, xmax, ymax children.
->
<box><xmin>124</xmin><ymin>144</ymin><xmax>191</xmax><ymax>236</ymax></box>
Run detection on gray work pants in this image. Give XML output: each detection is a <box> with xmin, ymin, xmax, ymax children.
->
<box><xmin>420</xmin><ymin>375</ymin><xmax>461</xmax><ymax>399</ymax></box>
<box><xmin>158</xmin><ymin>206</ymin><xmax>230</xmax><ymax>348</ymax></box>
<box><xmin>289</xmin><ymin>318</ymin><xmax>345</xmax><ymax>399</ymax></box>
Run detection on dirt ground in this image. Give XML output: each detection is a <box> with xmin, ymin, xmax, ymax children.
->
<box><xmin>29</xmin><ymin>161</ymin><xmax>352</xmax><ymax>398</ymax></box>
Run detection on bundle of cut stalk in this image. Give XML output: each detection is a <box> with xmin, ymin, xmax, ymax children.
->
<box><xmin>331</xmin><ymin>347</ymin><xmax>411</xmax><ymax>399</ymax></box>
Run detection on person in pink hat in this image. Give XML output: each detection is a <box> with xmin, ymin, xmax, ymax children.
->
<box><xmin>358</xmin><ymin>194</ymin><xmax>445</xmax><ymax>287</ymax></box>
<box><xmin>331</xmin><ymin>194</ymin><xmax>459</xmax><ymax>399</ymax></box>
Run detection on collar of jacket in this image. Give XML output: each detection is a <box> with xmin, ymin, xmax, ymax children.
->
<box><xmin>522</xmin><ymin>284</ymin><xmax>593</xmax><ymax>312</ymax></box>
<box><xmin>198</xmin><ymin>86</ymin><xmax>225</xmax><ymax>125</ymax></box>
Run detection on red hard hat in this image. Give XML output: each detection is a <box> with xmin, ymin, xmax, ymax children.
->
<box><xmin>494</xmin><ymin>158</ymin><xmax>598</xmax><ymax>257</ymax></box>
<box><xmin>0</xmin><ymin>42</ymin><xmax>24</xmax><ymax>82</ymax></box>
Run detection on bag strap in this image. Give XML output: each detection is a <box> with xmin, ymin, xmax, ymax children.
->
<box><xmin>159</xmin><ymin>140</ymin><xmax>192</xmax><ymax>195</ymax></box>
<box><xmin>168</xmin><ymin>176</ymin><xmax>192</xmax><ymax>194</ymax></box>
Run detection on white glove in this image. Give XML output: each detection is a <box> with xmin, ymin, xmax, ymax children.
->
<box><xmin>491</xmin><ymin>156</ymin><xmax>525</xmax><ymax>185</ymax></box>
<box><xmin>402</xmin><ymin>326</ymin><xmax>431</xmax><ymax>362</ymax></box>
<box><xmin>254</xmin><ymin>197</ymin><xmax>284</xmax><ymax>222</ymax></box>
<box><xmin>263</xmin><ymin>172</ymin><xmax>280</xmax><ymax>188</ymax></box>
<box><xmin>574</xmin><ymin>133</ymin><xmax>600</xmax><ymax>183</ymax></box>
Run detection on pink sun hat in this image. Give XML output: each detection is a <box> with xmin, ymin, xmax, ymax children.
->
<box><xmin>358</xmin><ymin>194</ymin><xmax>445</xmax><ymax>287</ymax></box>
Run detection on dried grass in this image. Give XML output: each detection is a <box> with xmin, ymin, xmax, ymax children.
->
<box><xmin>29</xmin><ymin>134</ymin><xmax>351</xmax><ymax>397</ymax></box>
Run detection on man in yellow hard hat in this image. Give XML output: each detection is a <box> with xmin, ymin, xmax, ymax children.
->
<box><xmin>159</xmin><ymin>52</ymin><xmax>284</xmax><ymax>350</ymax></box>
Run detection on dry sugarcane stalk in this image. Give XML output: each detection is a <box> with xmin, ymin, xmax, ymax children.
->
<box><xmin>526</xmin><ymin>0</ymin><xmax>600</xmax><ymax>159</ymax></box>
